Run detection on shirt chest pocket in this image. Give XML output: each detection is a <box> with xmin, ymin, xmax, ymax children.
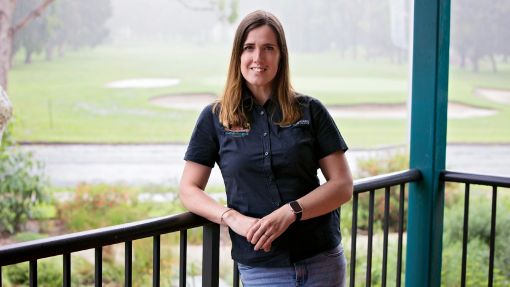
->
<box><xmin>218</xmin><ymin>131</ymin><xmax>265</xmax><ymax>176</ymax></box>
<box><xmin>280</xmin><ymin>124</ymin><xmax>316</xmax><ymax>167</ymax></box>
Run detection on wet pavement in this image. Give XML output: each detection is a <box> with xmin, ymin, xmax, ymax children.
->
<box><xmin>20</xmin><ymin>144</ymin><xmax>510</xmax><ymax>187</ymax></box>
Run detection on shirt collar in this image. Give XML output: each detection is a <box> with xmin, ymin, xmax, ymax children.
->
<box><xmin>242</xmin><ymin>87</ymin><xmax>278</xmax><ymax>109</ymax></box>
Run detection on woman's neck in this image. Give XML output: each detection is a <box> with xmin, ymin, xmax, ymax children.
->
<box><xmin>248</xmin><ymin>86</ymin><xmax>272</xmax><ymax>106</ymax></box>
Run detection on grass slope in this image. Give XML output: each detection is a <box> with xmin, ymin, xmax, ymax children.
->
<box><xmin>8</xmin><ymin>43</ymin><xmax>510</xmax><ymax>148</ymax></box>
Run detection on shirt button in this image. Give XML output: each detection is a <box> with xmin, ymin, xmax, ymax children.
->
<box><xmin>264</xmin><ymin>151</ymin><xmax>269</xmax><ymax>156</ymax></box>
<box><xmin>260</xmin><ymin>111</ymin><xmax>265</xmax><ymax>115</ymax></box>
<box><xmin>263</xmin><ymin>132</ymin><xmax>268</xmax><ymax>137</ymax></box>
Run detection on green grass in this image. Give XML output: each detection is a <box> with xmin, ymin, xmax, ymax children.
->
<box><xmin>8</xmin><ymin>43</ymin><xmax>510</xmax><ymax>148</ymax></box>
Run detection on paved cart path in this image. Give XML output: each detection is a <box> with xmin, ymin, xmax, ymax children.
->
<box><xmin>20</xmin><ymin>144</ymin><xmax>510</xmax><ymax>187</ymax></box>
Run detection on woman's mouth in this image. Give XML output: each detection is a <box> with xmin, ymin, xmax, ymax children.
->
<box><xmin>250</xmin><ymin>67</ymin><xmax>267</xmax><ymax>72</ymax></box>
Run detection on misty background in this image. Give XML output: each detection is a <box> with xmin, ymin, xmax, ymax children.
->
<box><xmin>8</xmin><ymin>0</ymin><xmax>510</xmax><ymax>180</ymax></box>
<box><xmin>12</xmin><ymin>0</ymin><xmax>510</xmax><ymax>70</ymax></box>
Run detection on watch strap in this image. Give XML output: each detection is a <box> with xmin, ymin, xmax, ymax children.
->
<box><xmin>289</xmin><ymin>201</ymin><xmax>303</xmax><ymax>222</ymax></box>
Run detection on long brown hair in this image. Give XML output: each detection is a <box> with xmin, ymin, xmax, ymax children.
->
<box><xmin>214</xmin><ymin>10</ymin><xmax>301</xmax><ymax>129</ymax></box>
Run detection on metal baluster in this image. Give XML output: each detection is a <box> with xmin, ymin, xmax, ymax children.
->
<box><xmin>179</xmin><ymin>230</ymin><xmax>187</xmax><ymax>287</ymax></box>
<box><xmin>95</xmin><ymin>247</ymin><xmax>102</xmax><ymax>287</ymax></box>
<box><xmin>30</xmin><ymin>260</ymin><xmax>37</xmax><ymax>287</ymax></box>
<box><xmin>382</xmin><ymin>187</ymin><xmax>390</xmax><ymax>287</ymax></box>
<box><xmin>125</xmin><ymin>241</ymin><xmax>132</xmax><ymax>287</ymax></box>
<box><xmin>233</xmin><ymin>261</ymin><xmax>240</xmax><ymax>287</ymax></box>
<box><xmin>366</xmin><ymin>190</ymin><xmax>375</xmax><ymax>287</ymax></box>
<box><xmin>349</xmin><ymin>193</ymin><xmax>359</xmax><ymax>287</ymax></box>
<box><xmin>202</xmin><ymin>224</ymin><xmax>220</xmax><ymax>287</ymax></box>
<box><xmin>396</xmin><ymin>184</ymin><xmax>405</xmax><ymax>287</ymax></box>
<box><xmin>488</xmin><ymin>186</ymin><xmax>497</xmax><ymax>287</ymax></box>
<box><xmin>461</xmin><ymin>184</ymin><xmax>470</xmax><ymax>287</ymax></box>
<box><xmin>153</xmin><ymin>235</ymin><xmax>160</xmax><ymax>287</ymax></box>
<box><xmin>63</xmin><ymin>253</ymin><xmax>71</xmax><ymax>287</ymax></box>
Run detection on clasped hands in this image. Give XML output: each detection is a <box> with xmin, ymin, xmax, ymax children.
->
<box><xmin>222</xmin><ymin>205</ymin><xmax>296</xmax><ymax>252</ymax></box>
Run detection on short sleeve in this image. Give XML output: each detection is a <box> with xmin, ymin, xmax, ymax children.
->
<box><xmin>184</xmin><ymin>105</ymin><xmax>219</xmax><ymax>168</ymax></box>
<box><xmin>310</xmin><ymin>98</ymin><xmax>348</xmax><ymax>159</ymax></box>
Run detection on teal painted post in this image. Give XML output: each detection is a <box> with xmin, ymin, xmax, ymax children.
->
<box><xmin>406</xmin><ymin>0</ymin><xmax>451</xmax><ymax>286</ymax></box>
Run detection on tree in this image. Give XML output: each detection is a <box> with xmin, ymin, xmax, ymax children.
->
<box><xmin>44</xmin><ymin>0</ymin><xmax>112</xmax><ymax>60</ymax></box>
<box><xmin>0</xmin><ymin>0</ymin><xmax>55</xmax><ymax>91</ymax></box>
<box><xmin>451</xmin><ymin>0</ymin><xmax>509</xmax><ymax>72</ymax></box>
<box><xmin>12</xmin><ymin>0</ymin><xmax>51</xmax><ymax>64</ymax></box>
<box><xmin>175</xmin><ymin>0</ymin><xmax>238</xmax><ymax>24</ymax></box>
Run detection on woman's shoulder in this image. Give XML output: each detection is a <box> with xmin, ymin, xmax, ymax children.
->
<box><xmin>200</xmin><ymin>101</ymin><xmax>220</xmax><ymax>116</ymax></box>
<box><xmin>294</xmin><ymin>93</ymin><xmax>325</xmax><ymax>108</ymax></box>
<box><xmin>195</xmin><ymin>102</ymin><xmax>221</xmax><ymax>125</ymax></box>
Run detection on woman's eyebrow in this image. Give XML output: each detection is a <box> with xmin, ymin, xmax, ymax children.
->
<box><xmin>243</xmin><ymin>42</ymin><xmax>276</xmax><ymax>47</ymax></box>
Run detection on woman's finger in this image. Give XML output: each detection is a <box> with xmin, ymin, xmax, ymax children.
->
<box><xmin>261</xmin><ymin>233</ymin><xmax>276</xmax><ymax>252</ymax></box>
<box><xmin>246</xmin><ymin>220</ymin><xmax>261</xmax><ymax>241</ymax></box>
<box><xmin>251</xmin><ymin>223</ymin><xmax>268</xmax><ymax>244</ymax></box>
<box><xmin>254</xmin><ymin>232</ymin><xmax>272</xmax><ymax>251</ymax></box>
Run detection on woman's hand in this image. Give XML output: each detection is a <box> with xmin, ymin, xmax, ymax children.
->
<box><xmin>246</xmin><ymin>205</ymin><xmax>296</xmax><ymax>252</ymax></box>
<box><xmin>222</xmin><ymin>210</ymin><xmax>260</xmax><ymax>238</ymax></box>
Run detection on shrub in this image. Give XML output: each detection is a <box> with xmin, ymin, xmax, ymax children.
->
<box><xmin>57</xmin><ymin>183</ymin><xmax>186</xmax><ymax>232</ymax></box>
<box><xmin>355</xmin><ymin>150</ymin><xmax>409</xmax><ymax>232</ymax></box>
<box><xmin>57</xmin><ymin>183</ymin><xmax>146</xmax><ymax>231</ymax></box>
<box><xmin>5</xmin><ymin>259</ymin><xmax>62</xmax><ymax>287</ymax></box>
<box><xmin>0</xmin><ymin>125</ymin><xmax>48</xmax><ymax>234</ymax></box>
<box><xmin>442</xmin><ymin>191</ymin><xmax>510</xmax><ymax>284</ymax></box>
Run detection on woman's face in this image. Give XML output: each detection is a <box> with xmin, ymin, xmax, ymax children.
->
<box><xmin>240</xmin><ymin>25</ymin><xmax>280</xmax><ymax>93</ymax></box>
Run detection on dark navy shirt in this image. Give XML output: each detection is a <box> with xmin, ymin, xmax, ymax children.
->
<box><xmin>184</xmin><ymin>91</ymin><xmax>348</xmax><ymax>267</ymax></box>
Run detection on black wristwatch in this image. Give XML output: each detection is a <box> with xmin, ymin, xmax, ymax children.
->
<box><xmin>289</xmin><ymin>201</ymin><xmax>303</xmax><ymax>222</ymax></box>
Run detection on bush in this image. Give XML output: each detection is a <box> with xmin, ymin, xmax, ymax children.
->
<box><xmin>57</xmin><ymin>183</ymin><xmax>186</xmax><ymax>232</ymax></box>
<box><xmin>57</xmin><ymin>183</ymin><xmax>146</xmax><ymax>231</ymax></box>
<box><xmin>5</xmin><ymin>259</ymin><xmax>62</xmax><ymax>287</ymax></box>
<box><xmin>355</xmin><ymin>150</ymin><xmax>409</xmax><ymax>232</ymax></box>
<box><xmin>0</xmin><ymin>125</ymin><xmax>48</xmax><ymax>234</ymax></box>
<box><xmin>442</xmin><ymin>191</ymin><xmax>510</xmax><ymax>285</ymax></box>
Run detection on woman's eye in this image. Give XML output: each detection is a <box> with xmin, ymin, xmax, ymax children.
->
<box><xmin>243</xmin><ymin>46</ymin><xmax>253</xmax><ymax>50</ymax></box>
<box><xmin>265</xmin><ymin>46</ymin><xmax>274</xmax><ymax>51</ymax></box>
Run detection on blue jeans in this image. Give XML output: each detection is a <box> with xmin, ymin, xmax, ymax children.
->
<box><xmin>237</xmin><ymin>244</ymin><xmax>347</xmax><ymax>287</ymax></box>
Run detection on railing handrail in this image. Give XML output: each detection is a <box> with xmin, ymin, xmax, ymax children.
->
<box><xmin>0</xmin><ymin>212</ymin><xmax>208</xmax><ymax>266</ymax></box>
<box><xmin>0</xmin><ymin>168</ymin><xmax>422</xmax><ymax>267</ymax></box>
<box><xmin>354</xmin><ymin>169</ymin><xmax>422</xmax><ymax>193</ymax></box>
<box><xmin>441</xmin><ymin>170</ymin><xmax>510</xmax><ymax>188</ymax></box>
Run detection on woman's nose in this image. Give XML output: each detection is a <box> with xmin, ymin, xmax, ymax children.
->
<box><xmin>253</xmin><ymin>48</ymin><xmax>263</xmax><ymax>62</ymax></box>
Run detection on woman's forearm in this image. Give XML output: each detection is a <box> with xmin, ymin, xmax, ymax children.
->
<box><xmin>297</xmin><ymin>177</ymin><xmax>353</xmax><ymax>221</ymax></box>
<box><xmin>179</xmin><ymin>161</ymin><xmax>259</xmax><ymax>235</ymax></box>
<box><xmin>179</xmin><ymin>184</ymin><xmax>229</xmax><ymax>224</ymax></box>
<box><xmin>298</xmin><ymin>150</ymin><xmax>353</xmax><ymax>221</ymax></box>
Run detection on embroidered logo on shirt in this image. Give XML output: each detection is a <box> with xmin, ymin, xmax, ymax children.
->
<box><xmin>225</xmin><ymin>127</ymin><xmax>250</xmax><ymax>137</ymax></box>
<box><xmin>279</xmin><ymin>119</ymin><xmax>310</xmax><ymax>129</ymax></box>
<box><xmin>293</xmin><ymin>120</ymin><xmax>310</xmax><ymax>127</ymax></box>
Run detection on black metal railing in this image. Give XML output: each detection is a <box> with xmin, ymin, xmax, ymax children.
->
<box><xmin>0</xmin><ymin>169</ymin><xmax>422</xmax><ymax>287</ymax></box>
<box><xmin>349</xmin><ymin>169</ymin><xmax>422</xmax><ymax>287</ymax></box>
<box><xmin>441</xmin><ymin>170</ymin><xmax>510</xmax><ymax>287</ymax></box>
<box><xmin>0</xmin><ymin>212</ymin><xmax>215</xmax><ymax>287</ymax></box>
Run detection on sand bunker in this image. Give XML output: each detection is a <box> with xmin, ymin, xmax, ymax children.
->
<box><xmin>476</xmin><ymin>88</ymin><xmax>510</xmax><ymax>105</ymax></box>
<box><xmin>106</xmin><ymin>78</ymin><xmax>180</xmax><ymax>89</ymax></box>
<box><xmin>150</xmin><ymin>93</ymin><xmax>217</xmax><ymax>111</ymax></box>
<box><xmin>150</xmin><ymin>94</ymin><xmax>497</xmax><ymax>119</ymax></box>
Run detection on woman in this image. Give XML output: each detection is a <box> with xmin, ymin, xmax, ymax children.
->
<box><xmin>179</xmin><ymin>10</ymin><xmax>353</xmax><ymax>286</ymax></box>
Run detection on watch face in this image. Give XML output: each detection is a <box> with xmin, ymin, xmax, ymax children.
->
<box><xmin>290</xmin><ymin>201</ymin><xmax>302</xmax><ymax>212</ymax></box>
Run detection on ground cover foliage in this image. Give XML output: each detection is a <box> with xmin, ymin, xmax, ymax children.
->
<box><xmin>8</xmin><ymin>44</ymin><xmax>510</xmax><ymax>148</ymax></box>
<box><xmin>2</xmin><ymin>152</ymin><xmax>509</xmax><ymax>285</ymax></box>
